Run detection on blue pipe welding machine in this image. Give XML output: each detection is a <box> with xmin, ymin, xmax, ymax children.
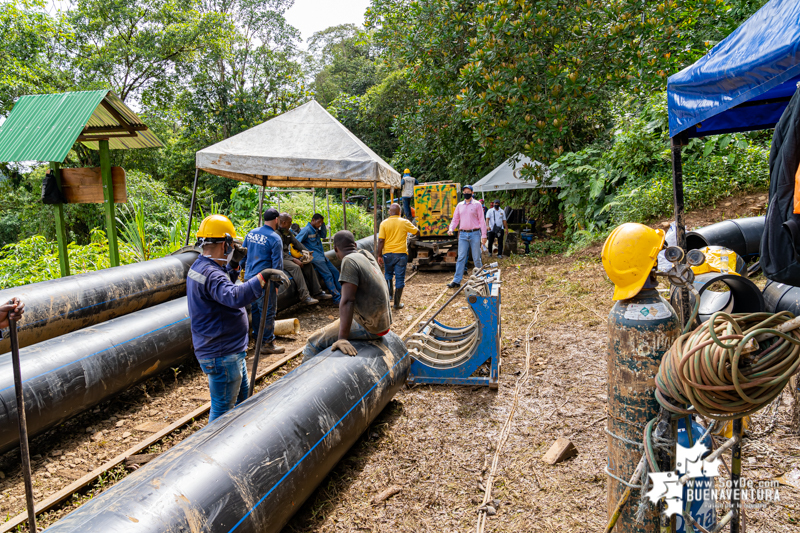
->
<box><xmin>406</xmin><ymin>265</ymin><xmax>501</xmax><ymax>388</ymax></box>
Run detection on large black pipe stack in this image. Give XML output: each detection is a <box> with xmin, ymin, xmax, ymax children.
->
<box><xmin>0</xmin><ymin>298</ymin><xmax>192</xmax><ymax>454</ymax></box>
<box><xmin>44</xmin><ymin>334</ymin><xmax>409</xmax><ymax>533</ymax></box>
<box><xmin>0</xmin><ymin>251</ymin><xmax>199</xmax><ymax>353</ymax></box>
<box><xmin>685</xmin><ymin>216</ymin><xmax>764</xmax><ymax>261</ymax></box>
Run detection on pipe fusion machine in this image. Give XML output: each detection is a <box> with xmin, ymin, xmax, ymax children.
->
<box><xmin>406</xmin><ymin>265</ymin><xmax>502</xmax><ymax>388</ymax></box>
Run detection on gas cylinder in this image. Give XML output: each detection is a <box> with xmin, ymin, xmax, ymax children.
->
<box><xmin>606</xmin><ymin>285</ymin><xmax>680</xmax><ymax>533</ymax></box>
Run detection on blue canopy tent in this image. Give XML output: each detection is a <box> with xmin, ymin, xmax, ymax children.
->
<box><xmin>666</xmin><ymin>0</ymin><xmax>800</xmax><ymax>323</ymax></box>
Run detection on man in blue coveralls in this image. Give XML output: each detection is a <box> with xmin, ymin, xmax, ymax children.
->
<box><xmin>243</xmin><ymin>208</ymin><xmax>288</xmax><ymax>355</ymax></box>
<box><xmin>296</xmin><ymin>213</ymin><xmax>341</xmax><ymax>304</ymax></box>
<box><xmin>186</xmin><ymin>214</ymin><xmax>288</xmax><ymax>422</ymax></box>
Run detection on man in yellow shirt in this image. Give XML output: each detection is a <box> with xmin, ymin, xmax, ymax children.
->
<box><xmin>377</xmin><ymin>203</ymin><xmax>419</xmax><ymax>309</ymax></box>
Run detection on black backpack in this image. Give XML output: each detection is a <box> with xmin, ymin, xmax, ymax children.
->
<box><xmin>41</xmin><ymin>171</ymin><xmax>67</xmax><ymax>204</ymax></box>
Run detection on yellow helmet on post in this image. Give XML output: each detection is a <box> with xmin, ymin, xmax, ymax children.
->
<box><xmin>196</xmin><ymin>214</ymin><xmax>237</xmax><ymax>242</ymax></box>
<box><xmin>602</xmin><ymin>223</ymin><xmax>665</xmax><ymax>301</ymax></box>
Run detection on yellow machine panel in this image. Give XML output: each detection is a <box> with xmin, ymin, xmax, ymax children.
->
<box><xmin>413</xmin><ymin>183</ymin><xmax>459</xmax><ymax>237</ymax></box>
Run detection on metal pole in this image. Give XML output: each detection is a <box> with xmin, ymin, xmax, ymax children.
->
<box><xmin>730</xmin><ymin>417</ymin><xmax>743</xmax><ymax>533</ymax></box>
<box><xmin>417</xmin><ymin>282</ymin><xmax>470</xmax><ymax>333</ymax></box>
<box><xmin>277</xmin><ymin>195</ymin><xmax>281</xmax><ymax>213</ymax></box>
<box><xmin>670</xmin><ymin>136</ymin><xmax>692</xmax><ymax>327</ymax></box>
<box><xmin>312</xmin><ymin>187</ymin><xmax>316</xmax><ymax>214</ymax></box>
<box><xmin>326</xmin><ymin>189</ymin><xmax>332</xmax><ymax>250</ymax></box>
<box><xmin>373</xmin><ymin>183</ymin><xmax>378</xmax><ymax>254</ymax></box>
<box><xmin>258</xmin><ymin>176</ymin><xmax>266</xmax><ymax>226</ymax></box>
<box><xmin>9</xmin><ymin>318</ymin><xmax>37</xmax><ymax>532</ymax></box>
<box><xmin>342</xmin><ymin>188</ymin><xmax>347</xmax><ymax>231</ymax></box>
<box><xmin>382</xmin><ymin>189</ymin><xmax>386</xmax><ymax>220</ymax></box>
<box><xmin>185</xmin><ymin>169</ymin><xmax>200</xmax><ymax>245</ymax></box>
<box><xmin>249</xmin><ymin>280</ymin><xmax>272</xmax><ymax>398</ymax></box>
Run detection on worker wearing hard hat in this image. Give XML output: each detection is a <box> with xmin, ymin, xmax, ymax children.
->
<box><xmin>400</xmin><ymin>169</ymin><xmax>418</xmax><ymax>220</ymax></box>
<box><xmin>187</xmin><ymin>214</ymin><xmax>289</xmax><ymax>422</ymax></box>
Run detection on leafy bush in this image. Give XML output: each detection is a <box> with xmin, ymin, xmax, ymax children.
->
<box><xmin>0</xmin><ymin>230</ymin><xmax>138</xmax><ymax>289</ymax></box>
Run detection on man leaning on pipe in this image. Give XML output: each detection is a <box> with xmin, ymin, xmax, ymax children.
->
<box><xmin>302</xmin><ymin>230</ymin><xmax>392</xmax><ymax>361</ymax></box>
<box><xmin>0</xmin><ymin>298</ymin><xmax>25</xmax><ymax>338</ymax></box>
<box><xmin>187</xmin><ymin>214</ymin><xmax>289</xmax><ymax>422</ymax></box>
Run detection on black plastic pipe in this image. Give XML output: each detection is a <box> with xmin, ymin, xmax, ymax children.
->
<box><xmin>44</xmin><ymin>334</ymin><xmax>410</xmax><ymax>533</ymax></box>
<box><xmin>0</xmin><ymin>297</ymin><xmax>192</xmax><ymax>454</ymax></box>
<box><xmin>763</xmin><ymin>280</ymin><xmax>800</xmax><ymax>315</ymax></box>
<box><xmin>670</xmin><ymin>272</ymin><xmax>764</xmax><ymax>322</ymax></box>
<box><xmin>0</xmin><ymin>250</ymin><xmax>199</xmax><ymax>353</ymax></box>
<box><xmin>685</xmin><ymin>216</ymin><xmax>765</xmax><ymax>260</ymax></box>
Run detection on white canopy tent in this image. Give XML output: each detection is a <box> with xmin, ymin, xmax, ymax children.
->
<box><xmin>189</xmin><ymin>100</ymin><xmax>401</xmax><ymax>247</ymax></box>
<box><xmin>472</xmin><ymin>154</ymin><xmax>556</xmax><ymax>194</ymax></box>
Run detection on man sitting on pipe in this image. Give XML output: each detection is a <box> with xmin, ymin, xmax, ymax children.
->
<box><xmin>278</xmin><ymin>213</ymin><xmax>330</xmax><ymax>306</ymax></box>
<box><xmin>0</xmin><ymin>297</ymin><xmax>24</xmax><ymax>337</ymax></box>
<box><xmin>296</xmin><ymin>213</ymin><xmax>342</xmax><ymax>304</ymax></box>
<box><xmin>188</xmin><ymin>214</ymin><xmax>289</xmax><ymax>422</ymax></box>
<box><xmin>302</xmin><ymin>230</ymin><xmax>393</xmax><ymax>361</ymax></box>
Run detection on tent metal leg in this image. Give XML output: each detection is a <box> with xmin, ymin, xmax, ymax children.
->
<box><xmin>671</xmin><ymin>136</ymin><xmax>692</xmax><ymax>327</ymax></box>
<box><xmin>312</xmin><ymin>187</ymin><xmax>316</xmax><ymax>214</ymax></box>
<box><xmin>258</xmin><ymin>175</ymin><xmax>266</xmax><ymax>226</ymax></box>
<box><xmin>382</xmin><ymin>189</ymin><xmax>385</xmax><ymax>219</ymax></box>
<box><xmin>342</xmin><ymin>188</ymin><xmax>347</xmax><ymax>230</ymax></box>
<box><xmin>185</xmin><ymin>169</ymin><xmax>199</xmax><ymax>246</ymax></box>
<box><xmin>373</xmin><ymin>183</ymin><xmax>378</xmax><ymax>253</ymax></box>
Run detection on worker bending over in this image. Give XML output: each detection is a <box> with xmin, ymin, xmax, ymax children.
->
<box><xmin>302</xmin><ymin>230</ymin><xmax>392</xmax><ymax>361</ymax></box>
<box><xmin>278</xmin><ymin>213</ymin><xmax>328</xmax><ymax>305</ymax></box>
<box><xmin>296</xmin><ymin>213</ymin><xmax>342</xmax><ymax>304</ymax></box>
<box><xmin>187</xmin><ymin>215</ymin><xmax>288</xmax><ymax>422</ymax></box>
<box><xmin>447</xmin><ymin>184</ymin><xmax>487</xmax><ymax>288</ymax></box>
<box><xmin>377</xmin><ymin>203</ymin><xmax>418</xmax><ymax>309</ymax></box>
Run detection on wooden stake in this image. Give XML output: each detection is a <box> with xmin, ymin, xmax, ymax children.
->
<box><xmin>342</xmin><ymin>188</ymin><xmax>347</xmax><ymax>230</ymax></box>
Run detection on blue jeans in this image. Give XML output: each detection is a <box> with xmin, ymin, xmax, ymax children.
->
<box><xmin>383</xmin><ymin>253</ymin><xmax>408</xmax><ymax>289</ymax></box>
<box><xmin>302</xmin><ymin>319</ymin><xmax>382</xmax><ymax>362</ymax></box>
<box><xmin>199</xmin><ymin>351</ymin><xmax>248</xmax><ymax>422</ymax></box>
<box><xmin>402</xmin><ymin>197</ymin><xmax>413</xmax><ymax>219</ymax></box>
<box><xmin>311</xmin><ymin>256</ymin><xmax>341</xmax><ymax>302</ymax></box>
<box><xmin>251</xmin><ymin>285</ymin><xmax>278</xmax><ymax>343</ymax></box>
<box><xmin>453</xmin><ymin>230</ymin><xmax>483</xmax><ymax>283</ymax></box>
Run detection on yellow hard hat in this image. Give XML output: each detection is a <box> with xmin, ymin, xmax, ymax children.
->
<box><xmin>289</xmin><ymin>243</ymin><xmax>303</xmax><ymax>259</ymax></box>
<box><xmin>601</xmin><ymin>223</ymin><xmax>665</xmax><ymax>301</ymax></box>
<box><xmin>404</xmin><ymin>168</ymin><xmax>411</xmax><ymax>174</ymax></box>
<box><xmin>196</xmin><ymin>214</ymin><xmax>237</xmax><ymax>240</ymax></box>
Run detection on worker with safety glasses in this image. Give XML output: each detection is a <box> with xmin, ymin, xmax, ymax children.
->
<box><xmin>187</xmin><ymin>214</ymin><xmax>289</xmax><ymax>422</ymax></box>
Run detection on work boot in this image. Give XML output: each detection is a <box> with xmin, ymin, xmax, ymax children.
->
<box><xmin>314</xmin><ymin>292</ymin><xmax>333</xmax><ymax>300</ymax></box>
<box><xmin>387</xmin><ymin>280</ymin><xmax>394</xmax><ymax>298</ymax></box>
<box><xmin>447</xmin><ymin>281</ymin><xmax>460</xmax><ymax>289</ymax></box>
<box><xmin>393</xmin><ymin>287</ymin><xmax>404</xmax><ymax>310</ymax></box>
<box><xmin>260</xmin><ymin>342</ymin><xmax>285</xmax><ymax>355</ymax></box>
<box><xmin>302</xmin><ymin>296</ymin><xmax>319</xmax><ymax>306</ymax></box>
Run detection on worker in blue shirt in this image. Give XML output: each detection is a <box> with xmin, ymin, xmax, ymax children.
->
<box><xmin>296</xmin><ymin>213</ymin><xmax>341</xmax><ymax>304</ymax></box>
<box><xmin>187</xmin><ymin>214</ymin><xmax>288</xmax><ymax>422</ymax></box>
<box><xmin>243</xmin><ymin>208</ymin><xmax>287</xmax><ymax>355</ymax></box>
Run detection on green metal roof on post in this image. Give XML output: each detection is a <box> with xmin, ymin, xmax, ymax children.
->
<box><xmin>0</xmin><ymin>90</ymin><xmax>163</xmax><ymax>276</ymax></box>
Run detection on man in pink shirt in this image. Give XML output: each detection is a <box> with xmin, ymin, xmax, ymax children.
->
<box><xmin>447</xmin><ymin>184</ymin><xmax>487</xmax><ymax>288</ymax></box>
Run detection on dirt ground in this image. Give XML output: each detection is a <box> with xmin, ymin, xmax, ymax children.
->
<box><xmin>1</xmin><ymin>192</ymin><xmax>798</xmax><ymax>532</ymax></box>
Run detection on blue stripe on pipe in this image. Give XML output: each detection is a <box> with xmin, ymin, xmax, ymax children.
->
<box><xmin>228</xmin><ymin>351</ymin><xmax>410</xmax><ymax>533</ymax></box>
<box><xmin>0</xmin><ymin>317</ymin><xmax>190</xmax><ymax>395</ymax></box>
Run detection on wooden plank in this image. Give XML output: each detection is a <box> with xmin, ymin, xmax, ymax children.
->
<box><xmin>99</xmin><ymin>140</ymin><xmax>120</xmax><ymax>267</ymax></box>
<box><xmin>49</xmin><ymin>163</ymin><xmax>70</xmax><ymax>277</ymax></box>
<box><xmin>60</xmin><ymin>167</ymin><xmax>127</xmax><ymax>204</ymax></box>
<box><xmin>0</xmin><ymin>348</ymin><xmax>302</xmax><ymax>533</ymax></box>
